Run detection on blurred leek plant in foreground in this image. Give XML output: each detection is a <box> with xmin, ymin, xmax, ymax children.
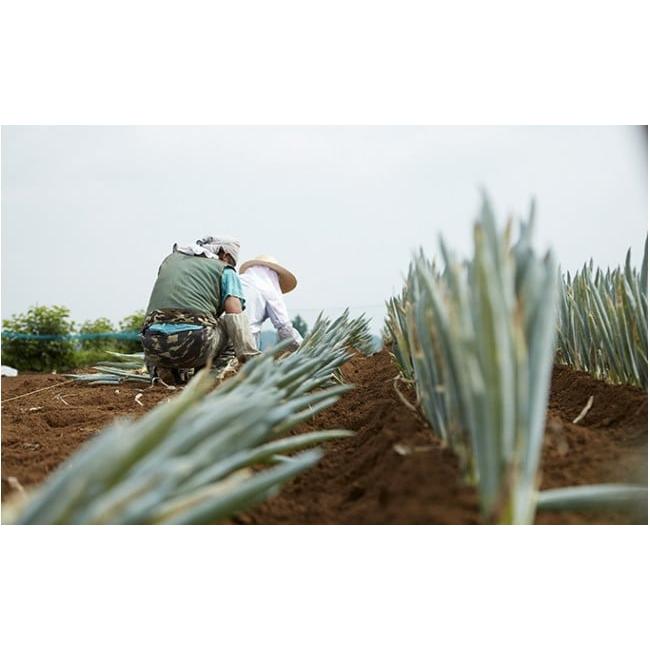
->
<box><xmin>5</xmin><ymin>313</ymin><xmax>371</xmax><ymax>524</ymax></box>
<box><xmin>557</xmin><ymin>239</ymin><xmax>648</xmax><ymax>389</ymax></box>
<box><xmin>386</xmin><ymin>198</ymin><xmax>647</xmax><ymax>523</ymax></box>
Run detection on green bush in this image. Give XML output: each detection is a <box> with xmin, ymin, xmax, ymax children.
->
<box><xmin>116</xmin><ymin>310</ymin><xmax>145</xmax><ymax>353</ymax></box>
<box><xmin>73</xmin><ymin>349</ymin><xmax>118</xmax><ymax>368</ymax></box>
<box><xmin>78</xmin><ymin>317</ymin><xmax>115</xmax><ymax>351</ymax></box>
<box><xmin>292</xmin><ymin>314</ymin><xmax>309</xmax><ymax>337</ymax></box>
<box><xmin>2</xmin><ymin>305</ymin><xmax>77</xmax><ymax>372</ymax></box>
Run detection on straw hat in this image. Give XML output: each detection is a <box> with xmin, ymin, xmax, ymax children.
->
<box><xmin>239</xmin><ymin>255</ymin><xmax>298</xmax><ymax>293</ymax></box>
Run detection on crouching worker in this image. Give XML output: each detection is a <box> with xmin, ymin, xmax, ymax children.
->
<box><xmin>239</xmin><ymin>255</ymin><xmax>304</xmax><ymax>352</ymax></box>
<box><xmin>142</xmin><ymin>236</ymin><xmax>259</xmax><ymax>384</ymax></box>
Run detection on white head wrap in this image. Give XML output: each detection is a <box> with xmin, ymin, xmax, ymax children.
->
<box><xmin>174</xmin><ymin>235</ymin><xmax>241</xmax><ymax>266</ymax></box>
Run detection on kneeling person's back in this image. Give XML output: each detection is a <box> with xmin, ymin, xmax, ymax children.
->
<box><xmin>142</xmin><ymin>237</ymin><xmax>259</xmax><ymax>384</ymax></box>
<box><xmin>147</xmin><ymin>251</ymin><xmax>227</xmax><ymax>318</ymax></box>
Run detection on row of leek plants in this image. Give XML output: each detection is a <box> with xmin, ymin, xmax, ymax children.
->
<box><xmin>557</xmin><ymin>239</ymin><xmax>648</xmax><ymax>389</ymax></box>
<box><xmin>385</xmin><ymin>198</ymin><xmax>647</xmax><ymax>524</ymax></box>
<box><xmin>5</xmin><ymin>312</ymin><xmax>371</xmax><ymax>524</ymax></box>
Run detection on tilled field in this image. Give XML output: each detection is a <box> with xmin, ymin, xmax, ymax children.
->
<box><xmin>1</xmin><ymin>376</ymin><xmax>171</xmax><ymax>495</ymax></box>
<box><xmin>1</xmin><ymin>351</ymin><xmax>647</xmax><ymax>523</ymax></box>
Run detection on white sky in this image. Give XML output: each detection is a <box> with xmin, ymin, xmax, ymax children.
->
<box><xmin>1</xmin><ymin>126</ymin><xmax>647</xmax><ymax>333</ymax></box>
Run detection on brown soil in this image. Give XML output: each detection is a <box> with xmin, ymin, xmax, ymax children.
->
<box><xmin>1</xmin><ymin>373</ymin><xmax>170</xmax><ymax>496</ymax></box>
<box><xmin>239</xmin><ymin>354</ymin><xmax>647</xmax><ymax>524</ymax></box>
<box><xmin>1</xmin><ymin>354</ymin><xmax>647</xmax><ymax>523</ymax></box>
<box><xmin>238</xmin><ymin>351</ymin><xmax>481</xmax><ymax>524</ymax></box>
<box><xmin>537</xmin><ymin>365</ymin><xmax>648</xmax><ymax>524</ymax></box>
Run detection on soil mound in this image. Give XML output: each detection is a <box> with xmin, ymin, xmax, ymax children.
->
<box><xmin>241</xmin><ymin>352</ymin><xmax>647</xmax><ymax>524</ymax></box>
<box><xmin>239</xmin><ymin>351</ymin><xmax>481</xmax><ymax>524</ymax></box>
<box><xmin>537</xmin><ymin>365</ymin><xmax>648</xmax><ymax>523</ymax></box>
<box><xmin>549</xmin><ymin>364</ymin><xmax>647</xmax><ymax>436</ymax></box>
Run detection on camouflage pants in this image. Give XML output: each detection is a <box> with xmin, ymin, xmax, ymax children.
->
<box><xmin>142</xmin><ymin>324</ymin><xmax>226</xmax><ymax>370</ymax></box>
<box><xmin>141</xmin><ymin>309</ymin><xmax>259</xmax><ymax>384</ymax></box>
<box><xmin>141</xmin><ymin>309</ymin><xmax>228</xmax><ymax>383</ymax></box>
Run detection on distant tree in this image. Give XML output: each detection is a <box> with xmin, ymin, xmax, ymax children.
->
<box><xmin>291</xmin><ymin>314</ymin><xmax>309</xmax><ymax>338</ymax></box>
<box><xmin>78</xmin><ymin>317</ymin><xmax>114</xmax><ymax>351</ymax></box>
<box><xmin>2</xmin><ymin>305</ymin><xmax>76</xmax><ymax>371</ymax></box>
<box><xmin>116</xmin><ymin>310</ymin><xmax>145</xmax><ymax>353</ymax></box>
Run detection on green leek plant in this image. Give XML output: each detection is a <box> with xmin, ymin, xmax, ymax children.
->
<box><xmin>6</xmin><ymin>312</ymin><xmax>371</xmax><ymax>524</ymax></box>
<box><xmin>557</xmin><ymin>238</ymin><xmax>648</xmax><ymax>389</ymax></box>
<box><xmin>419</xmin><ymin>200</ymin><xmax>560</xmax><ymax>523</ymax></box>
<box><xmin>536</xmin><ymin>484</ymin><xmax>648</xmax><ymax>513</ymax></box>
<box><xmin>388</xmin><ymin>199</ymin><xmax>557</xmax><ymax>523</ymax></box>
<box><xmin>385</xmin><ymin>287</ymin><xmax>415</xmax><ymax>381</ymax></box>
<box><xmin>386</xmin><ymin>198</ymin><xmax>647</xmax><ymax>523</ymax></box>
<box><xmin>387</xmin><ymin>200</ymin><xmax>561</xmax><ymax>522</ymax></box>
<box><xmin>66</xmin><ymin>351</ymin><xmax>149</xmax><ymax>385</ymax></box>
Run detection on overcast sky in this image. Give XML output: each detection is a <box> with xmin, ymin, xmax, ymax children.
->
<box><xmin>1</xmin><ymin>126</ymin><xmax>647</xmax><ymax>333</ymax></box>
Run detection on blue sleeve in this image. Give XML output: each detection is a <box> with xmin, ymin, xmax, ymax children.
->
<box><xmin>221</xmin><ymin>268</ymin><xmax>246</xmax><ymax>309</ymax></box>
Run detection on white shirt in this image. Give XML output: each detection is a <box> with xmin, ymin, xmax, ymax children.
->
<box><xmin>240</xmin><ymin>265</ymin><xmax>304</xmax><ymax>350</ymax></box>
